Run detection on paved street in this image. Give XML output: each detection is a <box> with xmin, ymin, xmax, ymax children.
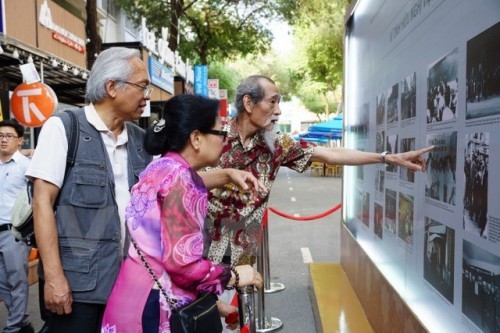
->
<box><xmin>1</xmin><ymin>167</ymin><xmax>342</xmax><ymax>332</ymax></box>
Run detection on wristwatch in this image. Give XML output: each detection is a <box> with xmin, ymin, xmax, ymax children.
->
<box><xmin>380</xmin><ymin>151</ymin><xmax>390</xmax><ymax>165</ymax></box>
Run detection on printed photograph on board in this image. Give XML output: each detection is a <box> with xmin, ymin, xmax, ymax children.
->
<box><xmin>376</xmin><ymin>92</ymin><xmax>386</xmax><ymax>126</ymax></box>
<box><xmin>376</xmin><ymin>130</ymin><xmax>385</xmax><ymax>153</ymax></box>
<box><xmin>398</xmin><ymin>192</ymin><xmax>414</xmax><ymax>246</ymax></box>
<box><xmin>427</xmin><ymin>48</ymin><xmax>458</xmax><ymax>123</ymax></box>
<box><xmin>425</xmin><ymin>132</ymin><xmax>457</xmax><ymax>205</ymax></box>
<box><xmin>374</xmin><ymin>203</ymin><xmax>383</xmax><ymax>239</ymax></box>
<box><xmin>462</xmin><ymin>240</ymin><xmax>500</xmax><ymax>332</ymax></box>
<box><xmin>466</xmin><ymin>22</ymin><xmax>500</xmax><ymax>120</ymax></box>
<box><xmin>424</xmin><ymin>217</ymin><xmax>455</xmax><ymax>304</ymax></box>
<box><xmin>386</xmin><ymin>134</ymin><xmax>399</xmax><ymax>173</ymax></box>
<box><xmin>356</xmin><ymin>189</ymin><xmax>370</xmax><ymax>227</ymax></box>
<box><xmin>400</xmin><ymin>72</ymin><xmax>417</xmax><ymax>120</ymax></box>
<box><xmin>387</xmin><ymin>83</ymin><xmax>399</xmax><ymax>125</ymax></box>
<box><xmin>400</xmin><ymin>137</ymin><xmax>416</xmax><ymax>183</ymax></box>
<box><xmin>463</xmin><ymin>132</ymin><xmax>489</xmax><ymax>239</ymax></box>
<box><xmin>385</xmin><ymin>188</ymin><xmax>397</xmax><ymax>234</ymax></box>
<box><xmin>375</xmin><ymin>169</ymin><xmax>385</xmax><ymax>202</ymax></box>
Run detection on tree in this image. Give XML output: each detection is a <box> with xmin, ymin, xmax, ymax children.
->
<box><xmin>119</xmin><ymin>0</ymin><xmax>299</xmax><ymax>64</ymax></box>
<box><xmin>86</xmin><ymin>0</ymin><xmax>102</xmax><ymax>69</ymax></box>
<box><xmin>287</xmin><ymin>0</ymin><xmax>348</xmax><ymax>119</ymax></box>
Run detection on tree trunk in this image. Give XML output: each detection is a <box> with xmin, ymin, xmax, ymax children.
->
<box><xmin>169</xmin><ymin>0</ymin><xmax>184</xmax><ymax>51</ymax></box>
<box><xmin>86</xmin><ymin>0</ymin><xmax>102</xmax><ymax>70</ymax></box>
<box><xmin>322</xmin><ymin>92</ymin><xmax>330</xmax><ymax>119</ymax></box>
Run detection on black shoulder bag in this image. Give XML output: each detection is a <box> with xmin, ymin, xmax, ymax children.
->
<box><xmin>11</xmin><ymin>110</ymin><xmax>80</xmax><ymax>247</ymax></box>
<box><xmin>130</xmin><ymin>237</ymin><xmax>222</xmax><ymax>333</ymax></box>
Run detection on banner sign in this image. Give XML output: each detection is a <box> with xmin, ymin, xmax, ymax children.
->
<box><xmin>194</xmin><ymin>65</ymin><xmax>208</xmax><ymax>97</ymax></box>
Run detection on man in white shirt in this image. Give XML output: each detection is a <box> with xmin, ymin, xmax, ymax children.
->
<box><xmin>0</xmin><ymin>119</ymin><xmax>34</xmax><ymax>333</ymax></box>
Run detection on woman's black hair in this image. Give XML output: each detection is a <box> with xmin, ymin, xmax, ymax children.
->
<box><xmin>144</xmin><ymin>94</ymin><xmax>220</xmax><ymax>156</ymax></box>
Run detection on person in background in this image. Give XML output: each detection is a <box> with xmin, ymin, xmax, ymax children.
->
<box><xmin>201</xmin><ymin>75</ymin><xmax>433</xmax><ymax>331</ymax></box>
<box><xmin>101</xmin><ymin>94</ymin><xmax>264</xmax><ymax>333</ymax></box>
<box><xmin>0</xmin><ymin>119</ymin><xmax>34</xmax><ymax>333</ymax></box>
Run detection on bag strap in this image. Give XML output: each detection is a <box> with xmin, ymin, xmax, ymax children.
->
<box><xmin>62</xmin><ymin>110</ymin><xmax>79</xmax><ymax>174</ymax></box>
<box><xmin>49</xmin><ymin>110</ymin><xmax>79</xmax><ymax>207</ymax></box>
<box><xmin>130</xmin><ymin>237</ymin><xmax>178</xmax><ymax>309</ymax></box>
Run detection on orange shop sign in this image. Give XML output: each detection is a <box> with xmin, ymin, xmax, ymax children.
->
<box><xmin>10</xmin><ymin>82</ymin><xmax>58</xmax><ymax>127</ymax></box>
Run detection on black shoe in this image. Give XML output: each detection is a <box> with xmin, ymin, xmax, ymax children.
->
<box><xmin>36</xmin><ymin>323</ymin><xmax>49</xmax><ymax>333</ymax></box>
<box><xmin>19</xmin><ymin>323</ymin><xmax>35</xmax><ymax>333</ymax></box>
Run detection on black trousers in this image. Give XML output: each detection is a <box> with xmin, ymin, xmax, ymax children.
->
<box><xmin>39</xmin><ymin>278</ymin><xmax>105</xmax><ymax>333</ymax></box>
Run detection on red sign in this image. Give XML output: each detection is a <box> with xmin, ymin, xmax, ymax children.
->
<box><xmin>52</xmin><ymin>32</ymin><xmax>86</xmax><ymax>54</ymax></box>
<box><xmin>10</xmin><ymin>82</ymin><xmax>58</xmax><ymax>127</ymax></box>
<box><xmin>219</xmin><ymin>98</ymin><xmax>228</xmax><ymax>118</ymax></box>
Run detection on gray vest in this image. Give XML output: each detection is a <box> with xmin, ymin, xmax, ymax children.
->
<box><xmin>51</xmin><ymin>109</ymin><xmax>152</xmax><ymax>303</ymax></box>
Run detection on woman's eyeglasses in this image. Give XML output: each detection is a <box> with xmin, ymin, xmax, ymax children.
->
<box><xmin>206</xmin><ymin>129</ymin><xmax>228</xmax><ymax>141</ymax></box>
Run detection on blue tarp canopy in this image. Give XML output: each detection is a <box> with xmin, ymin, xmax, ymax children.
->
<box><xmin>298</xmin><ymin>114</ymin><xmax>343</xmax><ymax>140</ymax></box>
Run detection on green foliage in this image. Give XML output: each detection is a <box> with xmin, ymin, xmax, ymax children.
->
<box><xmin>119</xmin><ymin>0</ymin><xmax>299</xmax><ymax>64</ymax></box>
<box><xmin>207</xmin><ymin>63</ymin><xmax>242</xmax><ymax>102</ymax></box>
<box><xmin>285</xmin><ymin>0</ymin><xmax>348</xmax><ymax>119</ymax></box>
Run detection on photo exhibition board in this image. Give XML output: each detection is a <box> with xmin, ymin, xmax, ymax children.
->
<box><xmin>343</xmin><ymin>0</ymin><xmax>500</xmax><ymax>332</ymax></box>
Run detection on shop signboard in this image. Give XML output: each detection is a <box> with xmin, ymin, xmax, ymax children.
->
<box><xmin>10</xmin><ymin>82</ymin><xmax>58</xmax><ymax>127</ymax></box>
<box><xmin>38</xmin><ymin>0</ymin><xmax>85</xmax><ymax>54</ymax></box>
<box><xmin>148</xmin><ymin>56</ymin><xmax>174</xmax><ymax>94</ymax></box>
<box><xmin>0</xmin><ymin>0</ymin><xmax>4</xmax><ymax>33</ymax></box>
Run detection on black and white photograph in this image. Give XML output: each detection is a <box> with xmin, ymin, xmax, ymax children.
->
<box><xmin>386</xmin><ymin>134</ymin><xmax>398</xmax><ymax>173</ymax></box>
<box><xmin>425</xmin><ymin>132</ymin><xmax>457</xmax><ymax>205</ymax></box>
<box><xmin>423</xmin><ymin>217</ymin><xmax>455</xmax><ymax>304</ymax></box>
<box><xmin>466</xmin><ymin>22</ymin><xmax>500</xmax><ymax>120</ymax></box>
<box><xmin>400</xmin><ymin>137</ymin><xmax>416</xmax><ymax>183</ymax></box>
<box><xmin>427</xmin><ymin>48</ymin><xmax>458</xmax><ymax>123</ymax></box>
<box><xmin>400</xmin><ymin>72</ymin><xmax>416</xmax><ymax>120</ymax></box>
<box><xmin>398</xmin><ymin>192</ymin><xmax>414</xmax><ymax>246</ymax></box>
<box><xmin>387</xmin><ymin>83</ymin><xmax>399</xmax><ymax>125</ymax></box>
<box><xmin>375</xmin><ymin>169</ymin><xmax>385</xmax><ymax>201</ymax></box>
<box><xmin>374</xmin><ymin>203</ymin><xmax>383</xmax><ymax>239</ymax></box>
<box><xmin>385</xmin><ymin>188</ymin><xmax>397</xmax><ymax>234</ymax></box>
<box><xmin>376</xmin><ymin>92</ymin><xmax>386</xmax><ymax>126</ymax></box>
<box><xmin>376</xmin><ymin>130</ymin><xmax>385</xmax><ymax>153</ymax></box>
<box><xmin>462</xmin><ymin>240</ymin><xmax>500</xmax><ymax>333</ymax></box>
<box><xmin>463</xmin><ymin>132</ymin><xmax>489</xmax><ymax>239</ymax></box>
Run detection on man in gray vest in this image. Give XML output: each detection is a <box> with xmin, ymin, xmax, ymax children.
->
<box><xmin>26</xmin><ymin>47</ymin><xmax>153</xmax><ymax>333</ymax></box>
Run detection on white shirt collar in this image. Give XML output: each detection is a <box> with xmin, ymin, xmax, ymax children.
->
<box><xmin>84</xmin><ymin>103</ymin><xmax>128</xmax><ymax>144</ymax></box>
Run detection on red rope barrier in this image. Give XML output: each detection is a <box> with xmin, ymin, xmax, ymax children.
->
<box><xmin>267</xmin><ymin>203</ymin><xmax>342</xmax><ymax>222</ymax></box>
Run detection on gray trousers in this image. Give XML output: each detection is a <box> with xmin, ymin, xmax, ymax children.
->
<box><xmin>0</xmin><ymin>230</ymin><xmax>30</xmax><ymax>333</ymax></box>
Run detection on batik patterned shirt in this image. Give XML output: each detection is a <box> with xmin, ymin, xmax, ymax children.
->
<box><xmin>205</xmin><ymin>119</ymin><xmax>316</xmax><ymax>266</ymax></box>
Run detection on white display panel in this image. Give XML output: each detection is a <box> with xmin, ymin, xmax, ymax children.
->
<box><xmin>343</xmin><ymin>1</ymin><xmax>500</xmax><ymax>332</ymax></box>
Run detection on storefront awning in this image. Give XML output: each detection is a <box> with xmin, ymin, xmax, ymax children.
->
<box><xmin>0</xmin><ymin>33</ymin><xmax>88</xmax><ymax>106</ymax></box>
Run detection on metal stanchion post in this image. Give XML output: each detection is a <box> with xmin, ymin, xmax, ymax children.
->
<box><xmin>256</xmin><ymin>210</ymin><xmax>283</xmax><ymax>332</ymax></box>
<box><xmin>262</xmin><ymin>223</ymin><xmax>285</xmax><ymax>294</ymax></box>
<box><xmin>262</xmin><ymin>209</ymin><xmax>285</xmax><ymax>294</ymax></box>
<box><xmin>237</xmin><ymin>285</ymin><xmax>256</xmax><ymax>333</ymax></box>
